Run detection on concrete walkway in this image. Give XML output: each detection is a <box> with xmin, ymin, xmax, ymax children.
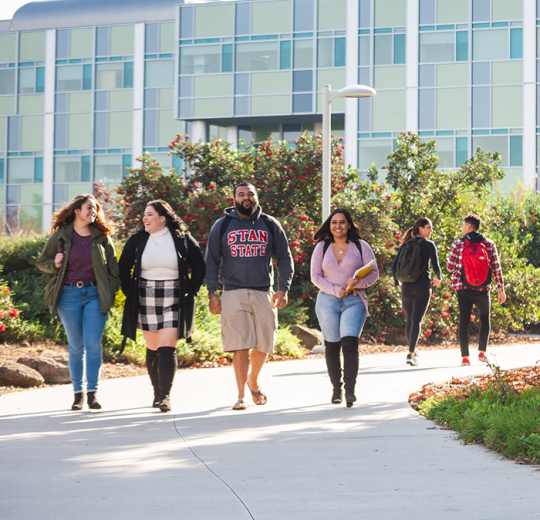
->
<box><xmin>1</xmin><ymin>343</ymin><xmax>539</xmax><ymax>520</ymax></box>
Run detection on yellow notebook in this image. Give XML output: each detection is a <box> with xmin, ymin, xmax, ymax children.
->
<box><xmin>346</xmin><ymin>259</ymin><xmax>376</xmax><ymax>291</ymax></box>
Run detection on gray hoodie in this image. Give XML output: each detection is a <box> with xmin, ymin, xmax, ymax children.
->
<box><xmin>205</xmin><ymin>206</ymin><xmax>294</xmax><ymax>293</ymax></box>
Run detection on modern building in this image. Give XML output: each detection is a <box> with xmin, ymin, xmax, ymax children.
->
<box><xmin>0</xmin><ymin>0</ymin><xmax>536</xmax><ymax>232</ymax></box>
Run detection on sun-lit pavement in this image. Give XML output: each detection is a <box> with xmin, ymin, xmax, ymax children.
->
<box><xmin>1</xmin><ymin>343</ymin><xmax>539</xmax><ymax>520</ymax></box>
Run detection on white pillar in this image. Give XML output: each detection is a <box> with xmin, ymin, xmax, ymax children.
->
<box><xmin>226</xmin><ymin>125</ymin><xmax>237</xmax><ymax>149</ymax></box>
<box><xmin>345</xmin><ymin>0</ymin><xmax>359</xmax><ymax>168</ymax></box>
<box><xmin>523</xmin><ymin>0</ymin><xmax>536</xmax><ymax>189</ymax></box>
<box><xmin>42</xmin><ymin>29</ymin><xmax>56</xmax><ymax>233</ymax></box>
<box><xmin>405</xmin><ymin>0</ymin><xmax>419</xmax><ymax>133</ymax></box>
<box><xmin>191</xmin><ymin>120</ymin><xmax>206</xmax><ymax>143</ymax></box>
<box><xmin>322</xmin><ymin>85</ymin><xmax>331</xmax><ymax>222</ymax></box>
<box><xmin>132</xmin><ymin>23</ymin><xmax>145</xmax><ymax>167</ymax></box>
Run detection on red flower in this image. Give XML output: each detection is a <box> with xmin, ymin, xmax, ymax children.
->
<box><xmin>442</xmin><ymin>312</ymin><xmax>450</xmax><ymax>319</ymax></box>
<box><xmin>470</xmin><ymin>315</ymin><xmax>476</xmax><ymax>322</ymax></box>
<box><xmin>0</xmin><ymin>323</ymin><xmax>5</xmax><ymax>332</ymax></box>
<box><xmin>398</xmin><ymin>310</ymin><xmax>405</xmax><ymax>315</ymax></box>
<box><xmin>4</xmin><ymin>287</ymin><xmax>10</xmax><ymax>295</ymax></box>
<box><xmin>0</xmin><ymin>311</ymin><xmax>3</xmax><ymax>319</ymax></box>
<box><xmin>443</xmin><ymin>293</ymin><xmax>451</xmax><ymax>300</ymax></box>
<box><xmin>424</xmin><ymin>330</ymin><xmax>432</xmax><ymax>337</ymax></box>
<box><xmin>379</xmin><ymin>290</ymin><xmax>386</xmax><ymax>296</ymax></box>
<box><xmin>428</xmin><ymin>320</ymin><xmax>433</xmax><ymax>327</ymax></box>
<box><xmin>8</xmin><ymin>309</ymin><xmax>18</xmax><ymax>318</ymax></box>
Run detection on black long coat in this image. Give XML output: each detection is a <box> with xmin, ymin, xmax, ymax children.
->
<box><xmin>118</xmin><ymin>229</ymin><xmax>206</xmax><ymax>343</ymax></box>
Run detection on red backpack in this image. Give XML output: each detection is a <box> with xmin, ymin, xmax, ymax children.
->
<box><xmin>460</xmin><ymin>234</ymin><xmax>492</xmax><ymax>289</ymax></box>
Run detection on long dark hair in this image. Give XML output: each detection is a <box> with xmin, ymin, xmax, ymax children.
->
<box><xmin>145</xmin><ymin>200</ymin><xmax>187</xmax><ymax>233</ymax></box>
<box><xmin>314</xmin><ymin>208</ymin><xmax>361</xmax><ymax>243</ymax></box>
<box><xmin>51</xmin><ymin>194</ymin><xmax>113</xmax><ymax>236</ymax></box>
<box><xmin>402</xmin><ymin>217</ymin><xmax>431</xmax><ymax>244</ymax></box>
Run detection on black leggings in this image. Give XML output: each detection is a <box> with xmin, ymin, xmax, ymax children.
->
<box><xmin>457</xmin><ymin>289</ymin><xmax>491</xmax><ymax>357</ymax></box>
<box><xmin>401</xmin><ymin>279</ymin><xmax>431</xmax><ymax>353</ymax></box>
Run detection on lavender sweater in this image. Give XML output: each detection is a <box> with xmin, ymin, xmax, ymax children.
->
<box><xmin>310</xmin><ymin>240</ymin><xmax>379</xmax><ymax>314</ymax></box>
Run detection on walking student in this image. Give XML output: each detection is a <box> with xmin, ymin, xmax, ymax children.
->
<box><xmin>119</xmin><ymin>200</ymin><xmax>205</xmax><ymax>412</ymax></box>
<box><xmin>36</xmin><ymin>194</ymin><xmax>120</xmax><ymax>411</ymax></box>
<box><xmin>392</xmin><ymin>217</ymin><xmax>442</xmax><ymax>366</ymax></box>
<box><xmin>311</xmin><ymin>208</ymin><xmax>379</xmax><ymax>408</ymax></box>
<box><xmin>205</xmin><ymin>182</ymin><xmax>294</xmax><ymax>410</ymax></box>
<box><xmin>447</xmin><ymin>214</ymin><xmax>505</xmax><ymax>366</ymax></box>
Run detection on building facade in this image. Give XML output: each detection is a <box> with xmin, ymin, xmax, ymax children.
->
<box><xmin>0</xmin><ymin>0</ymin><xmax>536</xmax><ymax>232</ymax></box>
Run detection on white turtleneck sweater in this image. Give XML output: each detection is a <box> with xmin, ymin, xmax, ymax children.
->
<box><xmin>140</xmin><ymin>227</ymin><xmax>179</xmax><ymax>280</ymax></box>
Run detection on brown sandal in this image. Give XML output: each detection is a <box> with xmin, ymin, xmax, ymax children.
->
<box><xmin>232</xmin><ymin>399</ymin><xmax>248</xmax><ymax>410</ymax></box>
<box><xmin>247</xmin><ymin>383</ymin><xmax>267</xmax><ymax>405</ymax></box>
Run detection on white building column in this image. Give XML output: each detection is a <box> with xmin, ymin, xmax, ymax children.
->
<box><xmin>345</xmin><ymin>0</ymin><xmax>360</xmax><ymax>168</ymax></box>
<box><xmin>132</xmin><ymin>23</ymin><xmax>145</xmax><ymax>167</ymax></box>
<box><xmin>191</xmin><ymin>120</ymin><xmax>206</xmax><ymax>143</ymax></box>
<box><xmin>42</xmin><ymin>29</ymin><xmax>56</xmax><ymax>232</ymax></box>
<box><xmin>405</xmin><ymin>0</ymin><xmax>419</xmax><ymax>133</ymax></box>
<box><xmin>523</xmin><ymin>0</ymin><xmax>536</xmax><ymax>189</ymax></box>
<box><xmin>226</xmin><ymin>125</ymin><xmax>237</xmax><ymax>149</ymax></box>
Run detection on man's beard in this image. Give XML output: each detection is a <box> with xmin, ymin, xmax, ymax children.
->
<box><xmin>236</xmin><ymin>200</ymin><xmax>256</xmax><ymax>216</ymax></box>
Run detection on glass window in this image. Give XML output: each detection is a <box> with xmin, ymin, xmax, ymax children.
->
<box><xmin>236</xmin><ymin>42</ymin><xmax>279</xmax><ymax>72</ymax></box>
<box><xmin>96</xmin><ymin>63</ymin><xmax>123</xmax><ymax>90</ymax></box>
<box><xmin>318</xmin><ymin>39</ymin><xmax>333</xmax><ymax>67</ymax></box>
<box><xmin>510</xmin><ymin>135</ymin><xmax>522</xmax><ymax>167</ymax></box>
<box><xmin>124</xmin><ymin>62</ymin><xmax>133</xmax><ymax>89</ymax></box>
<box><xmin>280</xmin><ymin>40</ymin><xmax>291</xmax><ymax>69</ymax></box>
<box><xmin>434</xmin><ymin>138</ymin><xmax>454</xmax><ymax>168</ymax></box>
<box><xmin>83</xmin><ymin>65</ymin><xmax>92</xmax><ymax>90</ymax></box>
<box><xmin>7</xmin><ymin>158</ymin><xmax>34</xmax><ymax>183</ymax></box>
<box><xmin>292</xmin><ymin>93</ymin><xmax>312</xmax><ymax>112</ymax></box>
<box><xmin>472</xmin><ymin>0</ymin><xmax>490</xmax><ymax>22</ymax></box>
<box><xmin>359</xmin><ymin>0</ymin><xmax>371</xmax><ymax>28</ymax></box>
<box><xmin>146</xmin><ymin>24</ymin><xmax>159</xmax><ymax>54</ymax></box>
<box><xmin>56</xmin><ymin>65</ymin><xmax>82</xmax><ymax>91</ymax></box>
<box><xmin>236</xmin><ymin>2</ymin><xmax>251</xmax><ymax>34</ymax></box>
<box><xmin>293</xmin><ymin>70</ymin><xmax>312</xmax><ymax>91</ymax></box>
<box><xmin>358</xmin><ymin>139</ymin><xmax>392</xmax><ymax>170</ymax></box>
<box><xmin>0</xmin><ymin>69</ymin><xmax>15</xmax><ymax>95</ymax></box>
<box><xmin>81</xmin><ymin>156</ymin><xmax>91</xmax><ymax>182</ymax></box>
<box><xmin>419</xmin><ymin>0</ymin><xmax>435</xmax><ymax>25</ymax></box>
<box><xmin>293</xmin><ymin>39</ymin><xmax>313</xmax><ymax>69</ymax></box>
<box><xmin>456</xmin><ymin>31</ymin><xmax>468</xmax><ymax>61</ymax></box>
<box><xmin>180</xmin><ymin>45</ymin><xmax>221</xmax><ymax>74</ymax></box>
<box><xmin>418</xmin><ymin>88</ymin><xmax>435</xmax><ymax>129</ymax></box>
<box><xmin>394</xmin><ymin>34</ymin><xmax>405</xmax><ymax>64</ymax></box>
<box><xmin>472</xmin><ymin>30</ymin><xmax>509</xmax><ymax>61</ymax></box>
<box><xmin>96</xmin><ymin>27</ymin><xmax>110</xmax><ymax>57</ymax></box>
<box><xmin>472</xmin><ymin>86</ymin><xmax>490</xmax><ymax>128</ymax></box>
<box><xmin>335</xmin><ymin>37</ymin><xmax>346</xmax><ymax>67</ymax></box>
<box><xmin>18</xmin><ymin>68</ymin><xmax>35</xmax><ymax>94</ymax></box>
<box><xmin>510</xmin><ymin>28</ymin><xmax>523</xmax><ymax>60</ymax></box>
<box><xmin>56</xmin><ymin>30</ymin><xmax>69</xmax><ymax>59</ymax></box>
<box><xmin>222</xmin><ymin>44</ymin><xmax>233</xmax><ymax>72</ymax></box>
<box><xmin>456</xmin><ymin>136</ymin><xmax>468</xmax><ymax>167</ymax></box>
<box><xmin>145</xmin><ymin>60</ymin><xmax>173</xmax><ymax>88</ymax></box>
<box><xmin>54</xmin><ymin>156</ymin><xmax>80</xmax><ymax>182</ymax></box>
<box><xmin>374</xmin><ymin>35</ymin><xmax>392</xmax><ymax>65</ymax></box>
<box><xmin>94</xmin><ymin>155</ymin><xmax>123</xmax><ymax>183</ymax></box>
<box><xmin>36</xmin><ymin>67</ymin><xmax>45</xmax><ymax>93</ymax></box>
<box><xmin>419</xmin><ymin>64</ymin><xmax>435</xmax><ymax>87</ymax></box>
<box><xmin>359</xmin><ymin>36</ymin><xmax>370</xmax><ymax>66</ymax></box>
<box><xmin>34</xmin><ymin>157</ymin><xmax>43</xmax><ymax>183</ymax></box>
<box><xmin>472</xmin><ymin>135</ymin><xmax>508</xmax><ymax>166</ymax></box>
<box><xmin>295</xmin><ymin>0</ymin><xmax>314</xmax><ymax>32</ymax></box>
<box><xmin>180</xmin><ymin>7</ymin><xmax>194</xmax><ymax>39</ymax></box>
<box><xmin>472</xmin><ymin>62</ymin><xmax>490</xmax><ymax>85</ymax></box>
<box><xmin>419</xmin><ymin>32</ymin><xmax>454</xmax><ymax>63</ymax></box>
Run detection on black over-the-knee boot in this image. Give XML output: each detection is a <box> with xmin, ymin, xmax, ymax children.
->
<box><xmin>325</xmin><ymin>340</ymin><xmax>342</xmax><ymax>404</ymax></box>
<box><xmin>146</xmin><ymin>348</ymin><xmax>160</xmax><ymax>408</ymax></box>
<box><xmin>341</xmin><ymin>336</ymin><xmax>359</xmax><ymax>407</ymax></box>
<box><xmin>158</xmin><ymin>346</ymin><xmax>177</xmax><ymax>412</ymax></box>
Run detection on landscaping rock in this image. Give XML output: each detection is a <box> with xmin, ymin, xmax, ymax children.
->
<box><xmin>385</xmin><ymin>330</ymin><xmax>408</xmax><ymax>346</ymax></box>
<box><xmin>0</xmin><ymin>363</ymin><xmax>44</xmax><ymax>387</ymax></box>
<box><xmin>17</xmin><ymin>357</ymin><xmax>71</xmax><ymax>384</ymax></box>
<box><xmin>290</xmin><ymin>325</ymin><xmax>323</xmax><ymax>350</ymax></box>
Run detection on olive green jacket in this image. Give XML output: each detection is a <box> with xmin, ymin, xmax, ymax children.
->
<box><xmin>36</xmin><ymin>222</ymin><xmax>121</xmax><ymax>315</ymax></box>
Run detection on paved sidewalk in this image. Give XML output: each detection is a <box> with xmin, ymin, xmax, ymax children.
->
<box><xmin>1</xmin><ymin>343</ymin><xmax>539</xmax><ymax>520</ymax></box>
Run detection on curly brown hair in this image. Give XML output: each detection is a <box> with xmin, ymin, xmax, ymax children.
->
<box><xmin>144</xmin><ymin>200</ymin><xmax>187</xmax><ymax>233</ymax></box>
<box><xmin>51</xmin><ymin>194</ymin><xmax>114</xmax><ymax>236</ymax></box>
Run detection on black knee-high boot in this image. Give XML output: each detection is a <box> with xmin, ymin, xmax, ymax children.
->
<box><xmin>341</xmin><ymin>336</ymin><xmax>359</xmax><ymax>407</ymax></box>
<box><xmin>325</xmin><ymin>340</ymin><xmax>342</xmax><ymax>404</ymax></box>
<box><xmin>158</xmin><ymin>346</ymin><xmax>177</xmax><ymax>412</ymax></box>
<box><xmin>146</xmin><ymin>349</ymin><xmax>160</xmax><ymax>408</ymax></box>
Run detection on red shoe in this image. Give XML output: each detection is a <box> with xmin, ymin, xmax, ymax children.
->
<box><xmin>461</xmin><ymin>357</ymin><xmax>470</xmax><ymax>366</ymax></box>
<box><xmin>478</xmin><ymin>352</ymin><xmax>488</xmax><ymax>363</ymax></box>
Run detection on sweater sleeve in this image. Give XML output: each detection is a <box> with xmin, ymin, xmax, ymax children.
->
<box><xmin>204</xmin><ymin>219</ymin><xmax>223</xmax><ymax>294</ymax></box>
<box><xmin>118</xmin><ymin>234</ymin><xmax>137</xmax><ymax>296</ymax></box>
<box><xmin>354</xmin><ymin>241</ymin><xmax>379</xmax><ymax>289</ymax></box>
<box><xmin>270</xmin><ymin>217</ymin><xmax>294</xmax><ymax>292</ymax></box>
<box><xmin>186</xmin><ymin>233</ymin><xmax>206</xmax><ymax>296</ymax></box>
<box><xmin>310</xmin><ymin>242</ymin><xmax>342</xmax><ymax>297</ymax></box>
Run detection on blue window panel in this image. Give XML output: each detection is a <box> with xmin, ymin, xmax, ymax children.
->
<box><xmin>359</xmin><ymin>0</ymin><xmax>371</xmax><ymax>29</ymax></box>
<box><xmin>34</xmin><ymin>157</ymin><xmax>43</xmax><ymax>183</ymax></box>
<box><xmin>419</xmin><ymin>26</ymin><xmax>435</xmax><ymax>31</ymax></box>
<box><xmin>178</xmin><ymin>99</ymin><xmax>193</xmax><ymax>118</ymax></box>
<box><xmin>36</xmin><ymin>67</ymin><xmax>45</xmax><ymax>93</ymax></box>
<box><xmin>180</xmin><ymin>7</ymin><xmax>194</xmax><ymax>39</ymax></box>
<box><xmin>359</xmin><ymin>67</ymin><xmax>370</xmax><ymax>87</ymax></box>
<box><xmin>194</xmin><ymin>38</ymin><xmax>220</xmax><ymax>44</ymax></box>
<box><xmin>96</xmin><ymin>27</ymin><xmax>109</xmax><ymax>56</ymax></box>
<box><xmin>472</xmin><ymin>0</ymin><xmax>490</xmax><ymax>22</ymax></box>
<box><xmin>456</xmin><ymin>31</ymin><xmax>468</xmax><ymax>61</ymax></box>
<box><xmin>70</xmin><ymin>58</ymin><xmax>83</xmax><ymax>64</ymax></box>
<box><xmin>472</xmin><ymin>23</ymin><xmax>490</xmax><ymax>28</ymax></box>
<box><xmin>374</xmin><ymin>28</ymin><xmax>392</xmax><ymax>34</ymax></box>
<box><xmin>159</xmin><ymin>53</ymin><xmax>173</xmax><ymax>59</ymax></box>
<box><xmin>179</xmin><ymin>40</ymin><xmax>193</xmax><ymax>45</ymax></box>
<box><xmin>0</xmin><ymin>159</ymin><xmax>4</xmax><ymax>184</ymax></box>
<box><xmin>20</xmin><ymin>151</ymin><xmax>33</xmax><ymax>156</ymax></box>
<box><xmin>157</xmin><ymin>147</ymin><xmax>169</xmax><ymax>152</ymax></box>
<box><xmin>437</xmin><ymin>25</ymin><xmax>454</xmax><ymax>30</ymax></box>
<box><xmin>537</xmin><ymin>85</ymin><xmax>540</xmax><ymax>126</ymax></box>
<box><xmin>145</xmin><ymin>54</ymin><xmax>158</xmax><ymax>59</ymax></box>
<box><xmin>358</xmin><ymin>133</ymin><xmax>370</xmax><ymax>138</ymax></box>
<box><xmin>358</xmin><ymin>98</ymin><xmax>371</xmax><ymax>131</ymax></box>
<box><xmin>418</xmin><ymin>89</ymin><xmax>435</xmax><ymax>130</ymax></box>
<box><xmin>510</xmin><ymin>135</ymin><xmax>523</xmax><ymax>167</ymax></box>
<box><xmin>419</xmin><ymin>64</ymin><xmax>435</xmax><ymax>87</ymax></box>
<box><xmin>143</xmin><ymin>110</ymin><xmax>157</xmax><ymax>146</ymax></box>
<box><xmin>122</xmin><ymin>155</ymin><xmax>131</xmax><ymax>176</ymax></box>
<box><xmin>56</xmin><ymin>93</ymin><xmax>68</xmax><ymax>112</ymax></box>
<box><xmin>456</xmin><ymin>137</ymin><xmax>468</xmax><ymax>167</ymax></box>
<box><xmin>235</xmin><ymin>96</ymin><xmax>249</xmax><ymax>116</ymax></box>
<box><xmin>94</xmin><ymin>149</ymin><xmax>106</xmax><ymax>154</ymax></box>
<box><xmin>436</xmin><ymin>130</ymin><xmax>454</xmax><ymax>136</ymax></box>
<box><xmin>472</xmin><ymin>129</ymin><xmax>489</xmax><ymax>135</ymax></box>
<box><xmin>19</xmin><ymin>62</ymin><xmax>35</xmax><ymax>67</ymax></box>
<box><xmin>472</xmin><ymin>62</ymin><xmax>490</xmax><ymax>85</ymax></box>
<box><xmin>95</xmin><ymin>91</ymin><xmax>108</xmax><ymax>111</ymax></box>
<box><xmin>94</xmin><ymin>112</ymin><xmax>108</xmax><ymax>148</ymax></box>
<box><xmin>510</xmin><ymin>29</ymin><xmax>523</xmax><ymax>59</ymax></box>
<box><xmin>252</xmin><ymin>35</ymin><xmax>279</xmax><ymax>41</ymax></box>
<box><xmin>83</xmin><ymin>64</ymin><xmax>92</xmax><ymax>90</ymax></box>
<box><xmin>236</xmin><ymin>2</ymin><xmax>251</xmax><ymax>35</ymax></box>
<box><xmin>492</xmin><ymin>22</ymin><xmax>508</xmax><ymax>28</ymax></box>
<box><xmin>491</xmin><ymin>129</ymin><xmax>508</xmax><ymax>134</ymax></box>
<box><xmin>172</xmin><ymin>155</ymin><xmax>182</xmax><ymax>174</ymax></box>
<box><xmin>372</xmin><ymin>132</ymin><xmax>391</xmax><ymax>137</ymax></box>
<box><xmin>96</xmin><ymin>57</ymin><xmax>108</xmax><ymax>62</ymax></box>
<box><xmin>235</xmin><ymin>37</ymin><xmax>250</xmax><ymax>42</ymax></box>
<box><xmin>56</xmin><ymin>59</ymin><xmax>69</xmax><ymax>65</ymax></box>
<box><xmin>335</xmin><ymin>38</ymin><xmax>346</xmax><ymax>67</ymax></box>
<box><xmin>280</xmin><ymin>40</ymin><xmax>292</xmax><ymax>69</ymax></box>
<box><xmin>124</xmin><ymin>62</ymin><xmax>133</xmax><ymax>88</ymax></box>
<box><xmin>109</xmin><ymin>56</ymin><xmax>122</xmax><ymax>62</ymax></box>
<box><xmin>294</xmin><ymin>0</ymin><xmax>314</xmax><ymax>32</ymax></box>
<box><xmin>54</xmin><ymin>114</ymin><xmax>68</xmax><ymax>149</ymax></box>
<box><xmin>179</xmin><ymin>76</ymin><xmax>193</xmax><ymax>98</ymax></box>
<box><xmin>145</xmin><ymin>23</ymin><xmax>159</xmax><ymax>53</ymax></box>
<box><xmin>235</xmin><ymin>73</ymin><xmax>249</xmax><ymax>95</ymax></box>
<box><xmin>472</xmin><ymin>87</ymin><xmax>490</xmax><ymax>128</ymax></box>
<box><xmin>293</xmin><ymin>70</ymin><xmax>312</xmax><ymax>92</ymax></box>
<box><xmin>56</xmin><ymin>30</ymin><xmax>69</xmax><ymax>59</ymax></box>
<box><xmin>81</xmin><ymin>156</ymin><xmax>91</xmax><ymax>182</ymax></box>
<box><xmin>222</xmin><ymin>44</ymin><xmax>233</xmax><ymax>73</ymax></box>
<box><xmin>292</xmin><ymin>93</ymin><xmax>312</xmax><ymax>113</ymax></box>
<box><xmin>67</xmin><ymin>150</ymin><xmax>80</xmax><ymax>155</ymax></box>
<box><xmin>8</xmin><ymin>116</ymin><xmax>20</xmax><ymax>151</ymax></box>
<box><xmin>394</xmin><ymin>34</ymin><xmax>405</xmax><ymax>64</ymax></box>
<box><xmin>419</xmin><ymin>0</ymin><xmax>435</xmax><ymax>25</ymax></box>
<box><xmin>359</xmin><ymin>29</ymin><xmax>370</xmax><ymax>35</ymax></box>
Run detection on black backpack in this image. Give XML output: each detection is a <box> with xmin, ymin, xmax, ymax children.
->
<box><xmin>394</xmin><ymin>238</ymin><xmax>424</xmax><ymax>283</ymax></box>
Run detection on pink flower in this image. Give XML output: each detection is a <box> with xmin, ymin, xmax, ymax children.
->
<box><xmin>8</xmin><ymin>309</ymin><xmax>18</xmax><ymax>318</ymax></box>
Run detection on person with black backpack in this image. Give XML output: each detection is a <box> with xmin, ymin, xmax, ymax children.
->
<box><xmin>392</xmin><ymin>217</ymin><xmax>442</xmax><ymax>366</ymax></box>
<box><xmin>311</xmin><ymin>208</ymin><xmax>379</xmax><ymax>408</ymax></box>
<box><xmin>447</xmin><ymin>214</ymin><xmax>505</xmax><ymax>366</ymax></box>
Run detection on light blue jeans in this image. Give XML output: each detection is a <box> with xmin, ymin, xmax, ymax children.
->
<box><xmin>315</xmin><ymin>291</ymin><xmax>367</xmax><ymax>343</ymax></box>
<box><xmin>57</xmin><ymin>285</ymin><xmax>108</xmax><ymax>393</ymax></box>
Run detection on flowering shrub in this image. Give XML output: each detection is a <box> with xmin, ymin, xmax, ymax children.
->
<box><xmin>0</xmin><ymin>268</ymin><xmax>21</xmax><ymax>337</ymax></box>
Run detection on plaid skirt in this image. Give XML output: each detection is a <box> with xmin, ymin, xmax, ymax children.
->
<box><xmin>137</xmin><ymin>278</ymin><xmax>180</xmax><ymax>331</ymax></box>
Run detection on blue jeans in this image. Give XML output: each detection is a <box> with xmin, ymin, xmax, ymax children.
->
<box><xmin>57</xmin><ymin>285</ymin><xmax>108</xmax><ymax>393</ymax></box>
<box><xmin>315</xmin><ymin>291</ymin><xmax>367</xmax><ymax>343</ymax></box>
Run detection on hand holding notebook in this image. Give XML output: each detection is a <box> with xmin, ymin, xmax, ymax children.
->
<box><xmin>346</xmin><ymin>259</ymin><xmax>376</xmax><ymax>291</ymax></box>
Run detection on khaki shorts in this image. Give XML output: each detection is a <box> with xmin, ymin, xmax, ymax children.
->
<box><xmin>220</xmin><ymin>289</ymin><xmax>278</xmax><ymax>353</ymax></box>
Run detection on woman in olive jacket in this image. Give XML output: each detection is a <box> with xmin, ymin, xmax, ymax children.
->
<box><xmin>118</xmin><ymin>200</ymin><xmax>205</xmax><ymax>411</ymax></box>
<box><xmin>36</xmin><ymin>194</ymin><xmax>120</xmax><ymax>411</ymax></box>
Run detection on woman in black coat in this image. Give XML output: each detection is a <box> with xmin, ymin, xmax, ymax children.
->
<box><xmin>119</xmin><ymin>200</ymin><xmax>205</xmax><ymax>411</ymax></box>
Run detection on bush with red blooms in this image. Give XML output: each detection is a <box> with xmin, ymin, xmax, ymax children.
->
<box><xmin>0</xmin><ymin>272</ymin><xmax>20</xmax><ymax>336</ymax></box>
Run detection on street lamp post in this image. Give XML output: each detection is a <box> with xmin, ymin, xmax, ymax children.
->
<box><xmin>322</xmin><ymin>84</ymin><xmax>376</xmax><ymax>222</ymax></box>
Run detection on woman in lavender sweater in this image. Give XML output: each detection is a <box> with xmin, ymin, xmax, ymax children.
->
<box><xmin>311</xmin><ymin>208</ymin><xmax>379</xmax><ymax>407</ymax></box>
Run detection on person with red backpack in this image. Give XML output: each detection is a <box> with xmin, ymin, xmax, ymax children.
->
<box><xmin>447</xmin><ymin>214</ymin><xmax>506</xmax><ymax>366</ymax></box>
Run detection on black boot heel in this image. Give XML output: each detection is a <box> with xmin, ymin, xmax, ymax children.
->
<box><xmin>87</xmin><ymin>391</ymin><xmax>102</xmax><ymax>410</ymax></box>
<box><xmin>71</xmin><ymin>392</ymin><xmax>84</xmax><ymax>411</ymax></box>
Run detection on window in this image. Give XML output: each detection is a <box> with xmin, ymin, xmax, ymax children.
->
<box><xmin>94</xmin><ymin>155</ymin><xmax>124</xmax><ymax>183</ymax></box>
<box><xmin>280</xmin><ymin>40</ymin><xmax>291</xmax><ymax>69</ymax></box>
<box><xmin>0</xmin><ymin>69</ymin><xmax>15</xmax><ymax>95</ymax></box>
<box><xmin>7</xmin><ymin>157</ymin><xmax>34</xmax><ymax>183</ymax></box>
<box><xmin>56</xmin><ymin>65</ymin><xmax>92</xmax><ymax>91</ymax></box>
<box><xmin>180</xmin><ymin>45</ymin><xmax>221</xmax><ymax>74</ymax></box>
<box><xmin>54</xmin><ymin>156</ymin><xmax>80</xmax><ymax>182</ymax></box>
<box><xmin>96</xmin><ymin>63</ymin><xmax>123</xmax><ymax>90</ymax></box>
<box><xmin>419</xmin><ymin>32</ymin><xmax>454</xmax><ymax>63</ymax></box>
<box><xmin>374</xmin><ymin>35</ymin><xmax>392</xmax><ymax>65</ymax></box>
<box><xmin>318</xmin><ymin>39</ymin><xmax>333</xmax><ymax>67</ymax></box>
<box><xmin>222</xmin><ymin>44</ymin><xmax>233</xmax><ymax>72</ymax></box>
<box><xmin>472</xmin><ymin>30</ymin><xmax>509</xmax><ymax>61</ymax></box>
<box><xmin>293</xmin><ymin>39</ymin><xmax>313</xmax><ymax>69</ymax></box>
<box><xmin>145</xmin><ymin>60</ymin><xmax>173</xmax><ymax>88</ymax></box>
<box><xmin>359</xmin><ymin>36</ymin><xmax>370</xmax><ymax>66</ymax></box>
<box><xmin>236</xmin><ymin>42</ymin><xmax>279</xmax><ymax>72</ymax></box>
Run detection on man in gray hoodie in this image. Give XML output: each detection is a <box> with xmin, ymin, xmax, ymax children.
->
<box><xmin>206</xmin><ymin>182</ymin><xmax>294</xmax><ymax>410</ymax></box>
